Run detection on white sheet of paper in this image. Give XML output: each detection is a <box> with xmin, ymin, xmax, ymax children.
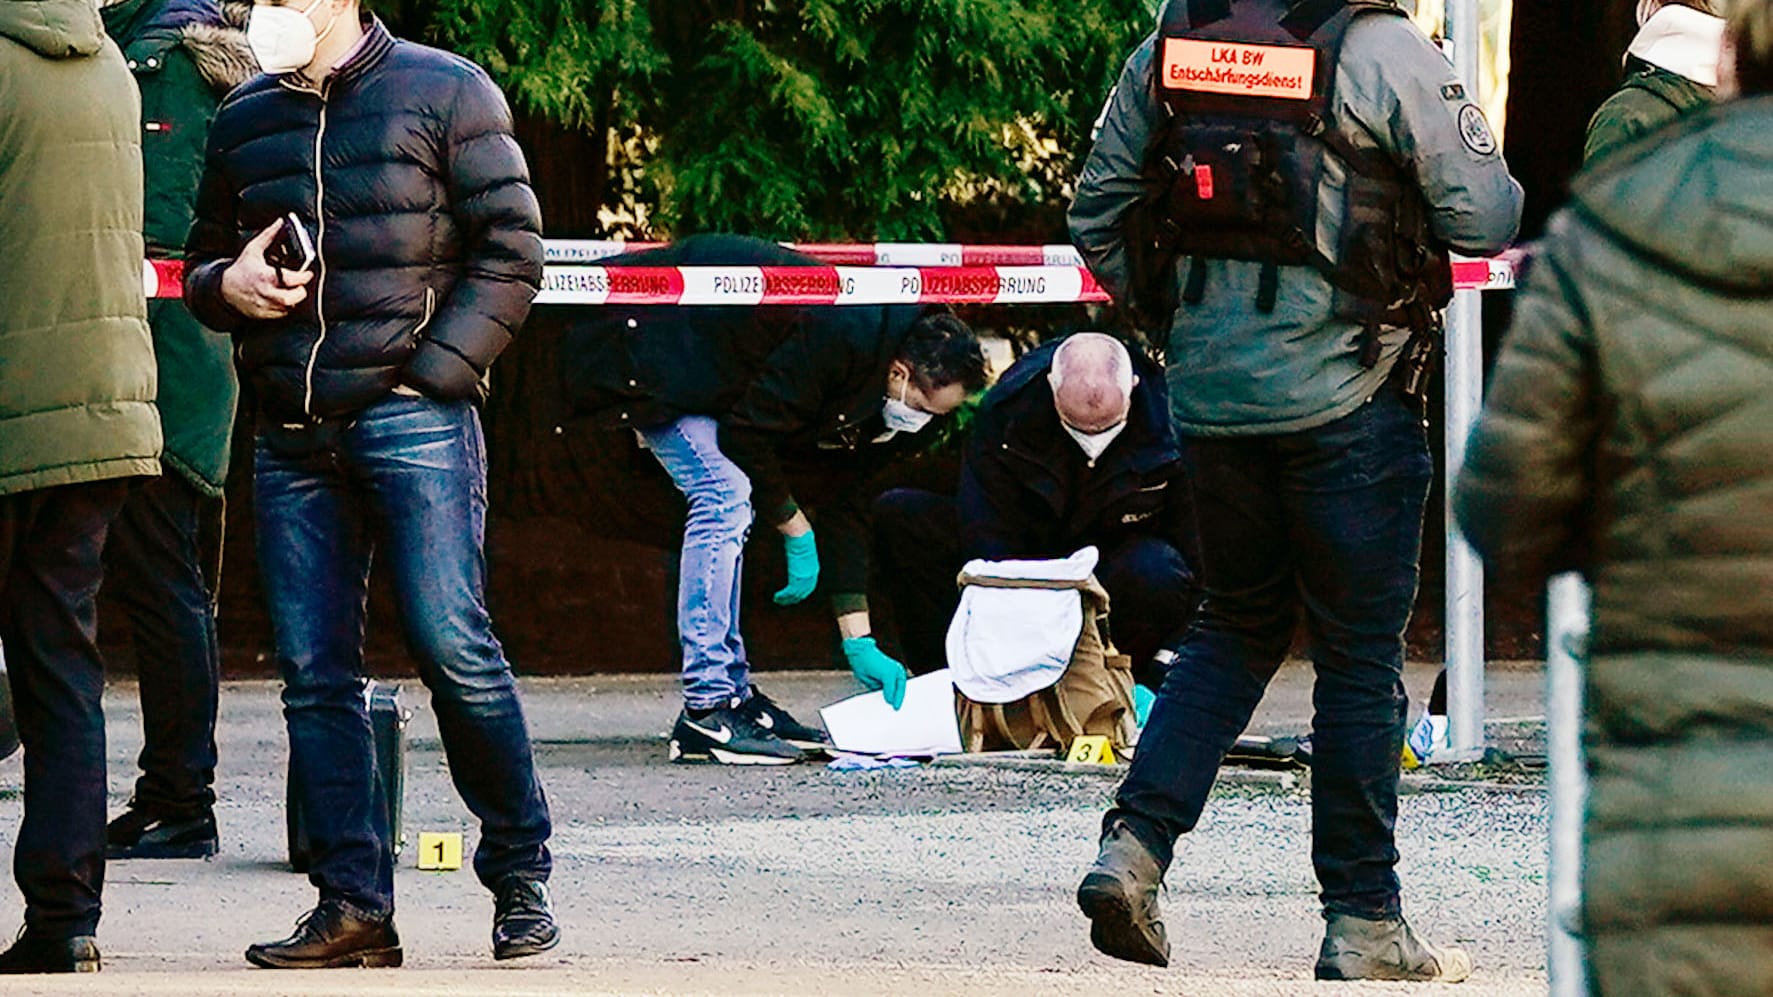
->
<box><xmin>820</xmin><ymin>669</ymin><xmax>963</xmax><ymax>758</ymax></box>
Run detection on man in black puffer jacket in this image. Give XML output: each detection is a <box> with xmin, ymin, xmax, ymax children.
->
<box><xmin>183</xmin><ymin>0</ymin><xmax>555</xmax><ymax>970</ymax></box>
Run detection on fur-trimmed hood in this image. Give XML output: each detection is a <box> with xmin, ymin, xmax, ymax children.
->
<box><xmin>102</xmin><ymin>0</ymin><xmax>257</xmax><ymax>93</ymax></box>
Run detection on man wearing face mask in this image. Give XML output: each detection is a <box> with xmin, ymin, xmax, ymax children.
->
<box><xmin>562</xmin><ymin>234</ymin><xmax>989</xmax><ymax>763</ymax></box>
<box><xmin>872</xmin><ymin>333</ymin><xmax>1199</xmax><ymax>691</ymax></box>
<box><xmin>184</xmin><ymin>0</ymin><xmax>554</xmax><ymax>972</ymax></box>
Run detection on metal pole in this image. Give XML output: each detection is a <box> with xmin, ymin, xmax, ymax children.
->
<box><xmin>1441</xmin><ymin>0</ymin><xmax>1487</xmax><ymax>761</ymax></box>
<box><xmin>1546</xmin><ymin>573</ymin><xmax>1591</xmax><ymax>996</ymax></box>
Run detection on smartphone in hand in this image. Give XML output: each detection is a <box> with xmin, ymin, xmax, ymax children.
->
<box><xmin>264</xmin><ymin>212</ymin><xmax>316</xmax><ymax>284</ymax></box>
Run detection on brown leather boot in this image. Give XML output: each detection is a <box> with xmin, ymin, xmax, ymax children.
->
<box><xmin>1076</xmin><ymin>818</ymin><xmax>1169</xmax><ymax>967</ymax></box>
<box><xmin>1315</xmin><ymin>913</ymin><xmax>1472</xmax><ymax>982</ymax></box>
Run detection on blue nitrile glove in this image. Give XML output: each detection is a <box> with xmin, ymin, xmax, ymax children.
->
<box><xmin>772</xmin><ymin>530</ymin><xmax>820</xmax><ymax>605</ymax></box>
<box><xmin>842</xmin><ymin>637</ymin><xmax>909</xmax><ymax>710</ymax></box>
<box><xmin>1133</xmin><ymin>684</ymin><xmax>1156</xmax><ymax>728</ymax></box>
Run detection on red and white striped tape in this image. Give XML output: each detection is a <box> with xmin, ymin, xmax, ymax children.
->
<box><xmin>535</xmin><ymin>265</ymin><xmax>1102</xmax><ymax>306</ymax></box>
<box><xmin>544</xmin><ymin>240</ymin><xmax>1089</xmax><ymax>268</ymax></box>
<box><xmin>144</xmin><ymin>258</ymin><xmax>184</xmax><ymax>300</ymax></box>
<box><xmin>143</xmin><ymin>244</ymin><xmax>1517</xmax><ymax>302</ymax></box>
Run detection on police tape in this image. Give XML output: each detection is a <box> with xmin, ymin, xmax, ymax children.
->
<box><xmin>143</xmin><ymin>252</ymin><xmax>1517</xmax><ymax>303</ymax></box>
<box><xmin>535</xmin><ymin>265</ymin><xmax>1104</xmax><ymax>306</ymax></box>
<box><xmin>544</xmin><ymin>240</ymin><xmax>1089</xmax><ymax>267</ymax></box>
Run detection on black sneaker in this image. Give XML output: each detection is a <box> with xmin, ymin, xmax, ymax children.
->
<box><xmin>739</xmin><ymin>686</ymin><xmax>833</xmax><ymax>752</ymax></box>
<box><xmin>107</xmin><ymin>805</ymin><xmax>218</xmax><ymax>860</ymax></box>
<box><xmin>0</xmin><ymin>932</ymin><xmax>100</xmax><ymax>974</ymax></box>
<box><xmin>245</xmin><ymin>899</ymin><xmax>402</xmax><ymax>970</ymax></box>
<box><xmin>669</xmin><ymin>700</ymin><xmax>805</xmax><ymax>766</ymax></box>
<box><xmin>492</xmin><ymin>877</ymin><xmax>560</xmax><ymax>961</ymax></box>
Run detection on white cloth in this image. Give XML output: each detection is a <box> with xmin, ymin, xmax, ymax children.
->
<box><xmin>945</xmin><ymin>547</ymin><xmax>1098</xmax><ymax>705</ymax></box>
<box><xmin>1629</xmin><ymin>6</ymin><xmax>1725</xmax><ymax>87</ymax></box>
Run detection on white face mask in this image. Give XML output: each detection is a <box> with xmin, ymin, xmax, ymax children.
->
<box><xmin>1063</xmin><ymin>420</ymin><xmax>1127</xmax><ymax>463</ymax></box>
<box><xmin>882</xmin><ymin>380</ymin><xmax>934</xmax><ymax>434</ymax></box>
<box><xmin>248</xmin><ymin>0</ymin><xmax>339</xmax><ymax>76</ymax></box>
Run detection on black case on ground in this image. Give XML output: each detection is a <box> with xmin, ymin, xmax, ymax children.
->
<box><xmin>287</xmin><ymin>679</ymin><xmax>409</xmax><ymax>873</ymax></box>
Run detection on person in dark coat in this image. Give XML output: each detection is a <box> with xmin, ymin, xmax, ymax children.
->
<box><xmin>1458</xmin><ymin>6</ymin><xmax>1773</xmax><ymax>991</ymax></box>
<box><xmin>873</xmin><ymin>333</ymin><xmax>1198</xmax><ymax>690</ymax></box>
<box><xmin>183</xmin><ymin>0</ymin><xmax>556</xmax><ymax>969</ymax></box>
<box><xmin>99</xmin><ymin>0</ymin><xmax>255</xmax><ymax>863</ymax></box>
<box><xmin>563</xmin><ymin>234</ymin><xmax>988</xmax><ymax>765</ymax></box>
<box><xmin>1584</xmin><ymin>0</ymin><xmax>1722</xmax><ymax>164</ymax></box>
<box><xmin>0</xmin><ymin>0</ymin><xmax>160</xmax><ymax>973</ymax></box>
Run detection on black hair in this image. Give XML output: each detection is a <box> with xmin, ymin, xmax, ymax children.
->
<box><xmin>899</xmin><ymin>308</ymin><xmax>988</xmax><ymax>394</ymax></box>
<box><xmin>1736</xmin><ymin>5</ymin><xmax>1773</xmax><ymax>97</ymax></box>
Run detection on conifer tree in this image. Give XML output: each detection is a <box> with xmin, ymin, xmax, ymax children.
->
<box><xmin>415</xmin><ymin>0</ymin><xmax>1155</xmax><ymax>239</ymax></box>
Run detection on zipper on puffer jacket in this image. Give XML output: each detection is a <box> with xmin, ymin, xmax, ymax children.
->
<box><xmin>412</xmin><ymin>287</ymin><xmax>436</xmax><ymax>343</ymax></box>
<box><xmin>282</xmin><ymin>77</ymin><xmax>330</xmax><ymax>420</ymax></box>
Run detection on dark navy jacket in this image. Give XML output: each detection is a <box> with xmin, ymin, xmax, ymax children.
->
<box><xmin>959</xmin><ymin>339</ymin><xmax>1193</xmax><ymax>564</ymax></box>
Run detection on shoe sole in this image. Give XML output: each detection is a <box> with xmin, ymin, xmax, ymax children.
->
<box><xmin>493</xmin><ymin>930</ymin><xmax>561</xmax><ymax>961</ymax></box>
<box><xmin>668</xmin><ymin>740</ymin><xmax>802</xmax><ymax>766</ymax></box>
<box><xmin>1077</xmin><ymin>874</ymin><xmax>1169</xmax><ymax>968</ymax></box>
<box><xmin>107</xmin><ymin>839</ymin><xmax>219</xmax><ymax>861</ymax></box>
<box><xmin>244</xmin><ymin>946</ymin><xmax>403</xmax><ymax>970</ymax></box>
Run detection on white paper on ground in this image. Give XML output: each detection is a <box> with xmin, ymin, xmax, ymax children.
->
<box><xmin>819</xmin><ymin>669</ymin><xmax>963</xmax><ymax>757</ymax></box>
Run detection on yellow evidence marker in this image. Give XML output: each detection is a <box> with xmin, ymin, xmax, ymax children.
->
<box><xmin>1068</xmin><ymin>735</ymin><xmax>1117</xmax><ymax>765</ymax></box>
<box><xmin>417</xmin><ymin>832</ymin><xmax>464</xmax><ymax>871</ymax></box>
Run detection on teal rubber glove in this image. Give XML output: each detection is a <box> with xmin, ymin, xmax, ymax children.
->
<box><xmin>772</xmin><ymin>530</ymin><xmax>820</xmax><ymax>605</ymax></box>
<box><xmin>842</xmin><ymin>636</ymin><xmax>909</xmax><ymax>710</ymax></box>
<box><xmin>1133</xmin><ymin>684</ymin><xmax>1156</xmax><ymax>729</ymax></box>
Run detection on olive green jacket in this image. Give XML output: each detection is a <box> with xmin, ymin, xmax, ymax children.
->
<box><xmin>1583</xmin><ymin>62</ymin><xmax>1713</xmax><ymax>166</ymax></box>
<box><xmin>1456</xmin><ymin>98</ymin><xmax>1773</xmax><ymax>997</ymax></box>
<box><xmin>0</xmin><ymin>0</ymin><xmax>161</xmax><ymax>498</ymax></box>
<box><xmin>102</xmin><ymin>0</ymin><xmax>252</xmax><ymax>495</ymax></box>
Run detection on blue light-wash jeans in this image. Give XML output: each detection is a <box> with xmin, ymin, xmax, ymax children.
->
<box><xmin>1110</xmin><ymin>386</ymin><xmax>1432</xmax><ymax>920</ymax></box>
<box><xmin>638</xmin><ymin>416</ymin><xmax>754</xmax><ymax>711</ymax></box>
<box><xmin>255</xmin><ymin>395</ymin><xmax>551</xmax><ymax>915</ymax></box>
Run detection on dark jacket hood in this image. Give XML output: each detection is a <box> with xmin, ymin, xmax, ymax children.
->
<box><xmin>1574</xmin><ymin>96</ymin><xmax>1773</xmax><ymax>295</ymax></box>
<box><xmin>102</xmin><ymin>0</ymin><xmax>254</xmax><ymax>91</ymax></box>
<box><xmin>0</xmin><ymin>0</ymin><xmax>107</xmax><ymax>57</ymax></box>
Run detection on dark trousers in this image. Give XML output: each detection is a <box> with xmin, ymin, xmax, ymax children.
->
<box><xmin>872</xmin><ymin>489</ymin><xmax>1198</xmax><ymax>689</ymax></box>
<box><xmin>103</xmin><ymin>474</ymin><xmax>221</xmax><ymax>816</ymax></box>
<box><xmin>0</xmin><ymin>479</ymin><xmax>130</xmax><ymax>938</ymax></box>
<box><xmin>1112</xmin><ymin>388</ymin><xmax>1432</xmax><ymax>919</ymax></box>
<box><xmin>255</xmin><ymin>396</ymin><xmax>552</xmax><ymax>914</ymax></box>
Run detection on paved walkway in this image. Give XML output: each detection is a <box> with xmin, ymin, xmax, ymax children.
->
<box><xmin>0</xmin><ymin>662</ymin><xmax>1550</xmax><ymax>994</ymax></box>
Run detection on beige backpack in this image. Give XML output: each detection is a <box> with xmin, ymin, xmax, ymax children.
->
<box><xmin>948</xmin><ymin>570</ymin><xmax>1138</xmax><ymax>755</ymax></box>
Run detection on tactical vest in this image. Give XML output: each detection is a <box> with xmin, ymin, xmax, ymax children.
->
<box><xmin>1126</xmin><ymin>0</ymin><xmax>1452</xmax><ymax>340</ymax></box>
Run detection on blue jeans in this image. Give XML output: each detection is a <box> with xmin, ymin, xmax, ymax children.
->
<box><xmin>255</xmin><ymin>396</ymin><xmax>551</xmax><ymax>915</ymax></box>
<box><xmin>104</xmin><ymin>474</ymin><xmax>221</xmax><ymax>816</ymax></box>
<box><xmin>1111</xmin><ymin>387</ymin><xmax>1432</xmax><ymax>920</ymax></box>
<box><xmin>638</xmin><ymin>416</ymin><xmax>753</xmax><ymax>710</ymax></box>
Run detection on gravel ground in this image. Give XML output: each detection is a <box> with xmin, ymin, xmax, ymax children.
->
<box><xmin>0</xmin><ymin>662</ymin><xmax>1551</xmax><ymax>994</ymax></box>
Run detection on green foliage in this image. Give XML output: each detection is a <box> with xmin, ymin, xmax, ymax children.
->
<box><xmin>418</xmin><ymin>0</ymin><xmax>1157</xmax><ymax>239</ymax></box>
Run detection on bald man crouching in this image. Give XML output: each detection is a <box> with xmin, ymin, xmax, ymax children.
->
<box><xmin>873</xmin><ymin>334</ymin><xmax>1199</xmax><ymax>690</ymax></box>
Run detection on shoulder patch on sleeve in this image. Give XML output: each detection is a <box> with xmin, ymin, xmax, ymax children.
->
<box><xmin>1457</xmin><ymin>103</ymin><xmax>1498</xmax><ymax>157</ymax></box>
<box><xmin>1441</xmin><ymin>82</ymin><xmax>1466</xmax><ymax>101</ymax></box>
